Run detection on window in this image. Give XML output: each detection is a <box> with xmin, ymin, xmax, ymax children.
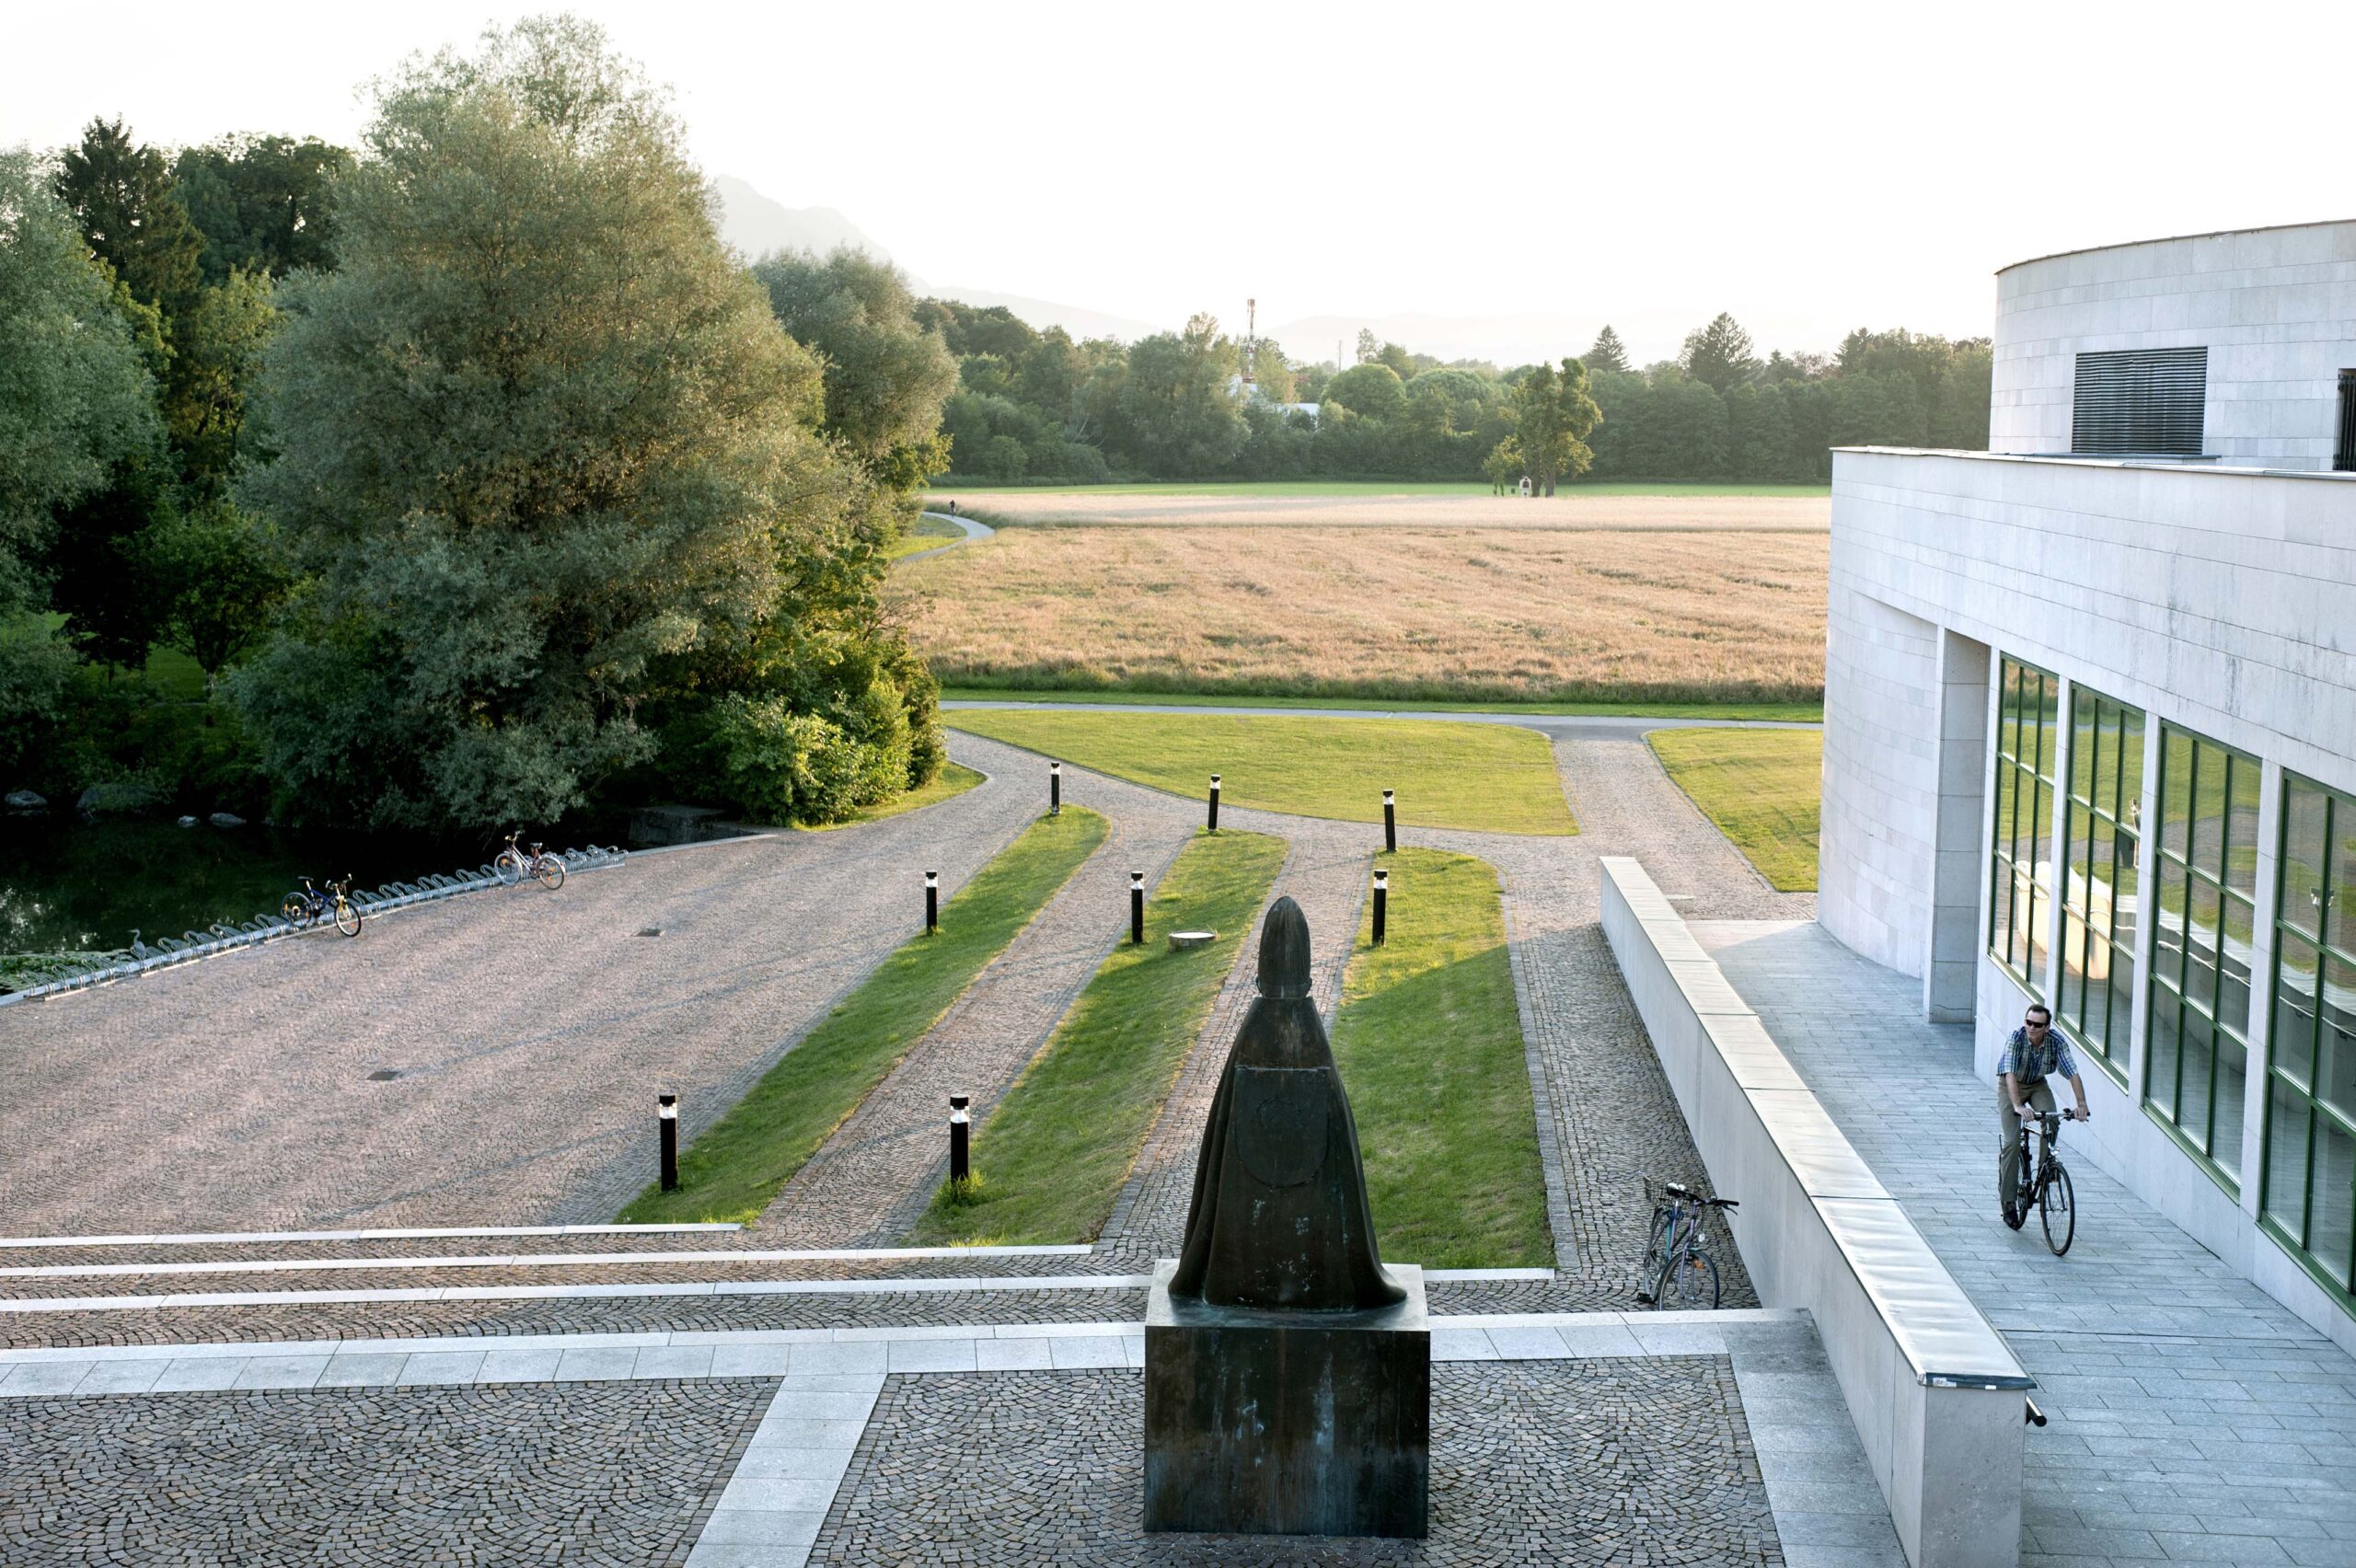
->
<box><xmin>2073</xmin><ymin>347</ymin><xmax>2207</xmax><ymax>456</ymax></box>
<box><xmin>1991</xmin><ymin>659</ymin><xmax>2060</xmax><ymax>997</ymax></box>
<box><xmin>2146</xmin><ymin>725</ymin><xmax>2259</xmax><ymax>1186</ymax></box>
<box><xmin>2265</xmin><ymin>774</ymin><xmax>2356</xmax><ymax>1301</ymax></box>
<box><xmin>2336</xmin><ymin>369</ymin><xmax>2355</xmax><ymax>473</ymax></box>
<box><xmin>2058</xmin><ymin>687</ymin><xmax>2144</xmax><ymax>1074</ymax></box>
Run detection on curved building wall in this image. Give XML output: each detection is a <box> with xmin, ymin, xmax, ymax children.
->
<box><xmin>1990</xmin><ymin>220</ymin><xmax>2356</xmax><ymax>469</ymax></box>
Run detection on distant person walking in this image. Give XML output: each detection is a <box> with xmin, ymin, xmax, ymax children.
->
<box><xmin>1997</xmin><ymin>1003</ymin><xmax>2088</xmax><ymax>1228</ymax></box>
<box><xmin>948</xmin><ymin>499</ymin><xmax>958</xmax><ymax>515</ymax></box>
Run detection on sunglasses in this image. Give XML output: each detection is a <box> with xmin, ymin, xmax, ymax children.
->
<box><xmin>2024</xmin><ymin>1020</ymin><xmax>2050</xmax><ymax>1031</ymax></box>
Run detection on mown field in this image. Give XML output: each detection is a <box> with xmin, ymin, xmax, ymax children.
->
<box><xmin>897</xmin><ymin>523</ymin><xmax>1827</xmax><ymax>704</ymax></box>
<box><xmin>929</xmin><ymin>486</ymin><xmax>1829</xmax><ymax>531</ymax></box>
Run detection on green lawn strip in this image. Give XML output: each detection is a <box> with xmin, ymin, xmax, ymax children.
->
<box><xmin>1331</xmin><ymin>847</ymin><xmax>1553</xmax><ymax>1269</ymax></box>
<box><xmin>883</xmin><ymin>513</ymin><xmax>965</xmax><ymax>560</ymax></box>
<box><xmin>946</xmin><ymin>711</ymin><xmax>1576</xmax><ymax>836</ymax></box>
<box><xmin>942</xmin><ymin>686</ymin><xmax>1821</xmax><ymax>724</ymax></box>
<box><xmin>794</xmin><ymin>762</ymin><xmax>984</xmax><ymax>831</ymax></box>
<box><xmin>922</xmin><ymin>480</ymin><xmax>1829</xmax><ymax>500</ymax></box>
<box><xmin>910</xmin><ymin>829</ymin><xmax>1288</xmax><ymax>1246</ymax></box>
<box><xmin>1646</xmin><ymin>727</ymin><xmax>1823</xmax><ymax>892</ymax></box>
<box><xmin>617</xmin><ymin>807</ymin><xmax>1110</xmax><ymax>1224</ymax></box>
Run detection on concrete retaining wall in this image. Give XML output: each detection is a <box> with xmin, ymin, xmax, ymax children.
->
<box><xmin>1602</xmin><ymin>857</ymin><xmax>2030</xmax><ymax>1568</ymax></box>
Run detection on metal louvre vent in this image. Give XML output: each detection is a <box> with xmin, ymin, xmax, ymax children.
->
<box><xmin>2072</xmin><ymin>348</ymin><xmax>2207</xmax><ymax>456</ymax></box>
<box><xmin>2337</xmin><ymin>369</ymin><xmax>2355</xmax><ymax>472</ymax></box>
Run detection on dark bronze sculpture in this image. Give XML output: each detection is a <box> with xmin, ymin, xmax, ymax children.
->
<box><xmin>1144</xmin><ymin>896</ymin><xmax>1430</xmax><ymax>1539</ymax></box>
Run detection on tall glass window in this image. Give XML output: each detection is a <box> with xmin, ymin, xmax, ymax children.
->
<box><xmin>1990</xmin><ymin>659</ymin><xmax>2060</xmax><ymax>997</ymax></box>
<box><xmin>2146</xmin><ymin>725</ymin><xmax>2259</xmax><ymax>1186</ymax></box>
<box><xmin>2266</xmin><ymin>774</ymin><xmax>2356</xmax><ymax>1298</ymax></box>
<box><xmin>2058</xmin><ymin>688</ymin><xmax>2144</xmax><ymax>1074</ymax></box>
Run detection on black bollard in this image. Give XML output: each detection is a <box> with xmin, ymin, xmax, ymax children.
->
<box><xmin>1372</xmin><ymin>869</ymin><xmax>1389</xmax><ymax>947</ymax></box>
<box><xmin>926</xmin><ymin>870</ymin><xmax>939</xmax><ymax>935</ymax></box>
<box><xmin>1383</xmin><ymin>789</ymin><xmax>1396</xmax><ymax>853</ymax></box>
<box><xmin>1131</xmin><ymin>870</ymin><xmax>1146</xmax><ymax>944</ymax></box>
<box><xmin>949</xmin><ymin>1094</ymin><xmax>971</xmax><ymax>1183</ymax></box>
<box><xmin>1208</xmin><ymin>774</ymin><xmax>1221</xmax><ymax>832</ymax></box>
<box><xmin>1050</xmin><ymin>761</ymin><xmax>1061</xmax><ymax>816</ymax></box>
<box><xmin>658</xmin><ymin>1093</ymin><xmax>679</xmax><ymax>1191</ymax></box>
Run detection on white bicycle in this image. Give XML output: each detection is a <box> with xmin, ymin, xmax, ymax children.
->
<box><xmin>494</xmin><ymin>832</ymin><xmax>566</xmax><ymax>891</ymax></box>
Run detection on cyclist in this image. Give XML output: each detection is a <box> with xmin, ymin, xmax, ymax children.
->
<box><xmin>1998</xmin><ymin>1003</ymin><xmax>2089</xmax><ymax>1229</ymax></box>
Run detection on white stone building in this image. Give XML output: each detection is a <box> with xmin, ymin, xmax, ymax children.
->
<box><xmin>1819</xmin><ymin>219</ymin><xmax>2356</xmax><ymax>1349</ymax></box>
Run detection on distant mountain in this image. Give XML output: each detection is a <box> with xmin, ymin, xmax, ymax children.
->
<box><xmin>712</xmin><ymin>176</ymin><xmax>891</xmax><ymax>262</ymax></box>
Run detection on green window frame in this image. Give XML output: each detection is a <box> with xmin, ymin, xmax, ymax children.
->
<box><xmin>1990</xmin><ymin>658</ymin><xmax>2060</xmax><ymax>998</ymax></box>
<box><xmin>2057</xmin><ymin>687</ymin><xmax>2144</xmax><ymax>1078</ymax></box>
<box><xmin>2264</xmin><ymin>773</ymin><xmax>2356</xmax><ymax>1305</ymax></box>
<box><xmin>2145</xmin><ymin>723</ymin><xmax>2259</xmax><ymax>1189</ymax></box>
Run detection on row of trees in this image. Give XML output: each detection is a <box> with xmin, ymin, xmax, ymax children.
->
<box><xmin>923</xmin><ymin>305</ymin><xmax>1991</xmax><ymax>487</ymax></box>
<box><xmin>3</xmin><ymin>18</ymin><xmax>958</xmax><ymax>833</ymax></box>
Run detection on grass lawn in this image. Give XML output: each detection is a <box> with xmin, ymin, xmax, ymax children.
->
<box><xmin>617</xmin><ymin>807</ymin><xmax>1110</xmax><ymax>1225</ymax></box>
<box><xmin>1647</xmin><ymin>727</ymin><xmax>1823</xmax><ymax>892</ymax></box>
<box><xmin>882</xmin><ymin>513</ymin><xmax>965</xmax><ymax>561</ymax></box>
<box><xmin>926</xmin><ymin>480</ymin><xmax>1830</xmax><ymax>499</ymax></box>
<box><xmin>796</xmin><ymin>762</ymin><xmax>984</xmax><ymax>831</ymax></box>
<box><xmin>1334</xmin><ymin>847</ymin><xmax>1552</xmax><ymax>1268</ymax></box>
<box><xmin>943</xmin><ymin>686</ymin><xmax>1822</xmax><ymax>724</ymax></box>
<box><xmin>910</xmin><ymin>829</ymin><xmax>1288</xmax><ymax>1246</ymax></box>
<box><xmin>946</xmin><ymin>710</ymin><xmax>1576</xmax><ymax>836</ymax></box>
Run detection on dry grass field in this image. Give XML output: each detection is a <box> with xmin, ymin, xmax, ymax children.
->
<box><xmin>895</xmin><ymin>524</ymin><xmax>1828</xmax><ymax>703</ymax></box>
<box><xmin>941</xmin><ymin>489</ymin><xmax>1830</xmax><ymax>531</ymax></box>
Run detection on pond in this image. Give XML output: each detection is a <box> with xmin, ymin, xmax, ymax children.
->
<box><xmin>0</xmin><ymin>816</ymin><xmax>488</xmax><ymax>957</ymax></box>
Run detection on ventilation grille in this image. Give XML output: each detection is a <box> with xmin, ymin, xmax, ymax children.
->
<box><xmin>2072</xmin><ymin>348</ymin><xmax>2207</xmax><ymax>456</ymax></box>
<box><xmin>2337</xmin><ymin>369</ymin><xmax>2355</xmax><ymax>472</ymax></box>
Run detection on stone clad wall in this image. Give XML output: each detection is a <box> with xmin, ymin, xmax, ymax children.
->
<box><xmin>1990</xmin><ymin>220</ymin><xmax>2356</xmax><ymax>469</ymax></box>
<box><xmin>1819</xmin><ymin>582</ymin><xmax>1941</xmax><ymax>981</ymax></box>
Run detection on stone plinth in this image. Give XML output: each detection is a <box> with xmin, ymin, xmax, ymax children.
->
<box><xmin>1143</xmin><ymin>1260</ymin><xmax>1428</xmax><ymax>1539</ymax></box>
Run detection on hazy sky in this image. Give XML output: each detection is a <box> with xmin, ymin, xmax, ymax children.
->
<box><xmin>8</xmin><ymin>0</ymin><xmax>2350</xmax><ymax>363</ymax></box>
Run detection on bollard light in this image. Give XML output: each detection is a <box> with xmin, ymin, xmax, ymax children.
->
<box><xmin>1050</xmin><ymin>761</ymin><xmax>1062</xmax><ymax>816</ymax></box>
<box><xmin>1383</xmin><ymin>790</ymin><xmax>1397</xmax><ymax>854</ymax></box>
<box><xmin>1372</xmin><ymin>869</ymin><xmax>1390</xmax><ymax>948</ymax></box>
<box><xmin>1207</xmin><ymin>774</ymin><xmax>1221</xmax><ymax>833</ymax></box>
<box><xmin>925</xmin><ymin>869</ymin><xmax>939</xmax><ymax>935</ymax></box>
<box><xmin>658</xmin><ymin>1093</ymin><xmax>680</xmax><ymax>1192</ymax></box>
<box><xmin>949</xmin><ymin>1093</ymin><xmax>971</xmax><ymax>1184</ymax></box>
<box><xmin>1130</xmin><ymin>870</ymin><xmax>1146</xmax><ymax>945</ymax></box>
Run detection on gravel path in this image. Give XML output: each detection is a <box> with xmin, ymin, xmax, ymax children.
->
<box><xmin>761</xmin><ymin>741</ymin><xmax>1201</xmax><ymax>1247</ymax></box>
<box><xmin>0</xmin><ymin>737</ymin><xmax>1041</xmax><ymax>1238</ymax></box>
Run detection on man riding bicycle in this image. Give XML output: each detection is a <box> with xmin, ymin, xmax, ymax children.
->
<box><xmin>1999</xmin><ymin>1003</ymin><xmax>2089</xmax><ymax>1229</ymax></box>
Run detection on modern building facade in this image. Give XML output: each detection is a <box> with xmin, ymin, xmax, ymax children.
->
<box><xmin>1820</xmin><ymin>220</ymin><xmax>2356</xmax><ymax>1350</ymax></box>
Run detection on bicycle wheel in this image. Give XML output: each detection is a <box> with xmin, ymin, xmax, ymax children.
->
<box><xmin>1653</xmin><ymin>1247</ymin><xmax>1720</xmax><ymax>1309</ymax></box>
<box><xmin>335</xmin><ymin>897</ymin><xmax>363</xmax><ymax>938</ymax></box>
<box><xmin>1638</xmin><ymin>1210</ymin><xmax>1671</xmax><ymax>1297</ymax></box>
<box><xmin>281</xmin><ymin>894</ymin><xmax>309</xmax><ymax>924</ymax></box>
<box><xmin>495</xmin><ymin>849</ymin><xmax>525</xmax><ymax>886</ymax></box>
<box><xmin>534</xmin><ymin>856</ymin><xmax>565</xmax><ymax>891</ymax></box>
<box><xmin>2039</xmin><ymin>1160</ymin><xmax>2074</xmax><ymax>1256</ymax></box>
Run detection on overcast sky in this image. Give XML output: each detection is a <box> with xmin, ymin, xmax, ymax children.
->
<box><xmin>8</xmin><ymin>0</ymin><xmax>2349</xmax><ymax>363</ymax></box>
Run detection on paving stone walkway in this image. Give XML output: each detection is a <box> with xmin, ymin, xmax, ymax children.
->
<box><xmin>1700</xmin><ymin>918</ymin><xmax>2356</xmax><ymax>1568</ymax></box>
<box><xmin>762</xmin><ymin>741</ymin><xmax>1202</xmax><ymax>1247</ymax></box>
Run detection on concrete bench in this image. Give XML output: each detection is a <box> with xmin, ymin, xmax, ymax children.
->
<box><xmin>1600</xmin><ymin>857</ymin><xmax>2030</xmax><ymax>1568</ymax></box>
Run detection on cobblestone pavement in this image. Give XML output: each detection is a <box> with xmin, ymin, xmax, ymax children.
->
<box><xmin>1701</xmin><ymin>918</ymin><xmax>2356</xmax><ymax>1568</ymax></box>
<box><xmin>809</xmin><ymin>1359</ymin><xmax>1782</xmax><ymax>1566</ymax></box>
<box><xmin>0</xmin><ymin>733</ymin><xmax>1045</xmax><ymax>1238</ymax></box>
<box><xmin>763</xmin><ymin>740</ymin><xmax>1204</xmax><ymax>1247</ymax></box>
<box><xmin>0</xmin><ymin>1378</ymin><xmax>771</xmax><ymax>1565</ymax></box>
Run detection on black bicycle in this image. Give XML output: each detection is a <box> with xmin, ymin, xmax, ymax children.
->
<box><xmin>281</xmin><ymin>875</ymin><xmax>363</xmax><ymax>938</ymax></box>
<box><xmin>2010</xmin><ymin>1107</ymin><xmax>2079</xmax><ymax>1256</ymax></box>
<box><xmin>1636</xmin><ymin>1177</ymin><xmax>1738</xmax><ymax>1309</ymax></box>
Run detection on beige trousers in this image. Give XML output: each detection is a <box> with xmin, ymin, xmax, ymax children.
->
<box><xmin>1997</xmin><ymin>1079</ymin><xmax>2056</xmax><ymax>1208</ymax></box>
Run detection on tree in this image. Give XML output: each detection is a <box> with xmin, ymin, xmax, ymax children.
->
<box><xmin>53</xmin><ymin>119</ymin><xmax>204</xmax><ymax>323</ymax></box>
<box><xmin>1495</xmin><ymin>358</ymin><xmax>1602</xmax><ymax>495</ymax></box>
<box><xmin>145</xmin><ymin>499</ymin><xmax>294</xmax><ymax>678</ymax></box>
<box><xmin>171</xmin><ymin>134</ymin><xmax>353</xmax><ymax>284</ymax></box>
<box><xmin>1355</xmin><ymin>327</ymin><xmax>1380</xmax><ymax>364</ymax></box>
<box><xmin>1680</xmin><ymin>312</ymin><xmax>1758</xmax><ymax>394</ymax></box>
<box><xmin>755</xmin><ymin>248</ymin><xmax>959</xmax><ymax>491</ymax></box>
<box><xmin>1586</xmin><ymin>325</ymin><xmax>1631</xmax><ymax>373</ymax></box>
<box><xmin>1080</xmin><ymin>313</ymin><xmax>1243</xmax><ymax>476</ymax></box>
<box><xmin>159</xmin><ymin>266</ymin><xmax>276</xmax><ymax>493</ymax></box>
<box><xmin>1322</xmin><ymin>363</ymin><xmax>1407</xmax><ymax>422</ymax></box>
<box><xmin>235</xmin><ymin>17</ymin><xmax>931</xmax><ymax>828</ymax></box>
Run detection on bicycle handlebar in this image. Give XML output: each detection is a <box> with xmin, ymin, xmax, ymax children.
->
<box><xmin>1652</xmin><ymin>1180</ymin><xmax>1738</xmax><ymax>1208</ymax></box>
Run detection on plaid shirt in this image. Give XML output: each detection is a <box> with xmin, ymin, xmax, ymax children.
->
<box><xmin>1996</xmin><ymin>1026</ymin><xmax>2078</xmax><ymax>1084</ymax></box>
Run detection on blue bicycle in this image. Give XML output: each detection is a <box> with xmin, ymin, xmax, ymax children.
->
<box><xmin>1635</xmin><ymin>1176</ymin><xmax>1738</xmax><ymax>1309</ymax></box>
<box><xmin>281</xmin><ymin>875</ymin><xmax>364</xmax><ymax>937</ymax></box>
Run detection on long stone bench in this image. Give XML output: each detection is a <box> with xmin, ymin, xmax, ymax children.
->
<box><xmin>1600</xmin><ymin>857</ymin><xmax>2029</xmax><ymax>1568</ymax></box>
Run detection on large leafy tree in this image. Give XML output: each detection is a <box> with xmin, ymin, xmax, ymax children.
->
<box><xmin>1493</xmin><ymin>358</ymin><xmax>1602</xmax><ymax>496</ymax></box>
<box><xmin>753</xmin><ymin>248</ymin><xmax>957</xmax><ymax>491</ymax></box>
<box><xmin>172</xmin><ymin>134</ymin><xmax>352</xmax><ymax>284</ymax></box>
<box><xmin>235</xmin><ymin>17</ymin><xmax>924</xmax><ymax>828</ymax></box>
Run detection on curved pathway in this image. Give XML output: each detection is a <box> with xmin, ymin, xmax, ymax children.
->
<box><xmin>895</xmin><ymin>509</ymin><xmax>995</xmax><ymax>562</ymax></box>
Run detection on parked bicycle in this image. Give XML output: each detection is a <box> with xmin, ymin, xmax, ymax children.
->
<box><xmin>1636</xmin><ymin>1177</ymin><xmax>1738</xmax><ymax>1309</ymax></box>
<box><xmin>494</xmin><ymin>832</ymin><xmax>566</xmax><ymax>891</ymax></box>
<box><xmin>280</xmin><ymin>875</ymin><xmax>364</xmax><ymax>938</ymax></box>
<box><xmin>2011</xmin><ymin>1108</ymin><xmax>2078</xmax><ymax>1255</ymax></box>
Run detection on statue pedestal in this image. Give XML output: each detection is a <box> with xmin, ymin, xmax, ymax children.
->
<box><xmin>1142</xmin><ymin>1260</ymin><xmax>1429</xmax><ymax>1539</ymax></box>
